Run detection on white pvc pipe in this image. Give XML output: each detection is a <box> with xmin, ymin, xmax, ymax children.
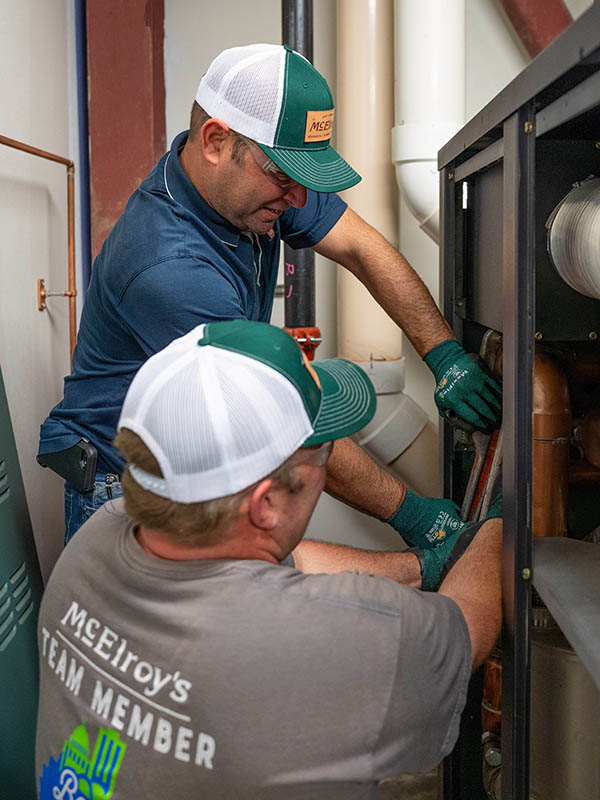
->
<box><xmin>335</xmin><ymin>0</ymin><xmax>437</xmax><ymax>495</ymax></box>
<box><xmin>392</xmin><ymin>0</ymin><xmax>465</xmax><ymax>243</ymax></box>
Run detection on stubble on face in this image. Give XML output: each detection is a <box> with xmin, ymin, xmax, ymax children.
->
<box><xmin>212</xmin><ymin>158</ymin><xmax>290</xmax><ymax>234</ymax></box>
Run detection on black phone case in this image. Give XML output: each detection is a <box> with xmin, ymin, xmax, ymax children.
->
<box><xmin>37</xmin><ymin>440</ymin><xmax>98</xmax><ymax>492</ymax></box>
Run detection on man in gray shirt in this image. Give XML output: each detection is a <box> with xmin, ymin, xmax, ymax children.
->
<box><xmin>36</xmin><ymin>320</ymin><xmax>502</xmax><ymax>800</ymax></box>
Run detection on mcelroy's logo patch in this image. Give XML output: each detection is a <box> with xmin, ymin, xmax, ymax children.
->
<box><xmin>304</xmin><ymin>109</ymin><xmax>335</xmax><ymax>142</ymax></box>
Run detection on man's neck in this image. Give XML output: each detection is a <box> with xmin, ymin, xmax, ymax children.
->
<box><xmin>134</xmin><ymin>525</ymin><xmax>283</xmax><ymax>564</ymax></box>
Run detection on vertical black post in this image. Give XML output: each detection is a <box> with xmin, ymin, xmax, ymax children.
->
<box><xmin>440</xmin><ymin>165</ymin><xmax>457</xmax><ymax>500</ymax></box>
<box><xmin>501</xmin><ymin>105</ymin><xmax>535</xmax><ymax>800</ymax></box>
<box><xmin>440</xmin><ymin>163</ymin><xmax>460</xmax><ymax>800</ymax></box>
<box><xmin>282</xmin><ymin>0</ymin><xmax>316</xmax><ymax>329</ymax></box>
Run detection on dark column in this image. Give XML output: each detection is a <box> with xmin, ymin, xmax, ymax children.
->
<box><xmin>501</xmin><ymin>104</ymin><xmax>535</xmax><ymax>800</ymax></box>
<box><xmin>281</xmin><ymin>0</ymin><xmax>316</xmax><ymax>330</ymax></box>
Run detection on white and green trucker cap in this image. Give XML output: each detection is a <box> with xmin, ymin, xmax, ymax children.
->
<box><xmin>118</xmin><ymin>320</ymin><xmax>375</xmax><ymax>503</ymax></box>
<box><xmin>195</xmin><ymin>43</ymin><xmax>361</xmax><ymax>193</ymax></box>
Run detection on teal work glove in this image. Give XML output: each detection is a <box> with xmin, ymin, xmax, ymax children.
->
<box><xmin>423</xmin><ymin>339</ymin><xmax>501</xmax><ymax>433</ymax></box>
<box><xmin>386</xmin><ymin>487</ymin><xmax>465</xmax><ymax>549</ymax></box>
<box><xmin>413</xmin><ymin>491</ymin><xmax>502</xmax><ymax>590</ymax></box>
<box><xmin>408</xmin><ymin>520</ymin><xmax>485</xmax><ymax>591</ymax></box>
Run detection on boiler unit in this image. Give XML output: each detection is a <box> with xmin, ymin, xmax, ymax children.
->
<box><xmin>437</xmin><ymin>5</ymin><xmax>600</xmax><ymax>799</ymax></box>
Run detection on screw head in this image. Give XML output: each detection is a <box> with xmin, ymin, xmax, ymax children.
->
<box><xmin>522</xmin><ymin>568</ymin><xmax>531</xmax><ymax>580</ymax></box>
<box><xmin>535</xmin><ymin>332</ymin><xmax>543</xmax><ymax>341</ymax></box>
<box><xmin>589</xmin><ymin>331</ymin><xmax>598</xmax><ymax>341</ymax></box>
<box><xmin>524</xmin><ymin>121</ymin><xmax>534</xmax><ymax>134</ymax></box>
<box><xmin>484</xmin><ymin>746</ymin><xmax>502</xmax><ymax>768</ymax></box>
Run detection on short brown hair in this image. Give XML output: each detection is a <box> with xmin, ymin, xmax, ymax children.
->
<box><xmin>188</xmin><ymin>101</ymin><xmax>249</xmax><ymax>163</ymax></box>
<box><xmin>115</xmin><ymin>428</ymin><xmax>305</xmax><ymax>546</ymax></box>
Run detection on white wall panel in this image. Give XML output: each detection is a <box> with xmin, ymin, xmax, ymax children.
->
<box><xmin>0</xmin><ymin>0</ymin><xmax>74</xmax><ymax>579</ymax></box>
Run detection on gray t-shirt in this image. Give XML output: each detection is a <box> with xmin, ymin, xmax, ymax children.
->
<box><xmin>36</xmin><ymin>499</ymin><xmax>471</xmax><ymax>799</ymax></box>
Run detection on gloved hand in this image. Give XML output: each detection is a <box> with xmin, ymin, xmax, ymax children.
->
<box><xmin>423</xmin><ymin>339</ymin><xmax>501</xmax><ymax>433</ymax></box>
<box><xmin>386</xmin><ymin>487</ymin><xmax>465</xmax><ymax>549</ymax></box>
<box><xmin>410</xmin><ymin>491</ymin><xmax>503</xmax><ymax>591</ymax></box>
<box><xmin>407</xmin><ymin>520</ymin><xmax>484</xmax><ymax>591</ymax></box>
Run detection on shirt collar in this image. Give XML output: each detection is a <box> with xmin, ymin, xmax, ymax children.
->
<box><xmin>164</xmin><ymin>130</ymin><xmax>241</xmax><ymax>247</ymax></box>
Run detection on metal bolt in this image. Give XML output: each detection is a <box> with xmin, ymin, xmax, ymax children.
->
<box><xmin>484</xmin><ymin>745</ymin><xmax>502</xmax><ymax>768</ymax></box>
<box><xmin>448</xmin><ymin>172</ymin><xmax>454</xmax><ymax>180</ymax></box>
<box><xmin>522</xmin><ymin>568</ymin><xmax>531</xmax><ymax>580</ymax></box>
<box><xmin>589</xmin><ymin>331</ymin><xmax>598</xmax><ymax>341</ymax></box>
<box><xmin>534</xmin><ymin>331</ymin><xmax>543</xmax><ymax>341</ymax></box>
<box><xmin>595</xmin><ymin>142</ymin><xmax>600</xmax><ymax>150</ymax></box>
<box><xmin>524</xmin><ymin>121</ymin><xmax>534</xmax><ymax>134</ymax></box>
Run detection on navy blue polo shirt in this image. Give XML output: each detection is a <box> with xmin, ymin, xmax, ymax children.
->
<box><xmin>39</xmin><ymin>131</ymin><xmax>346</xmax><ymax>474</ymax></box>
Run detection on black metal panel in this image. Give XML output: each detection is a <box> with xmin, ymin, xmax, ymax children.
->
<box><xmin>501</xmin><ymin>106</ymin><xmax>535</xmax><ymax>800</ymax></box>
<box><xmin>440</xmin><ymin>169</ymin><xmax>489</xmax><ymax>800</ymax></box>
<box><xmin>534</xmin><ymin>139</ymin><xmax>600</xmax><ymax>341</ymax></box>
<box><xmin>440</xmin><ymin>165</ymin><xmax>459</xmax><ymax>499</ymax></box>
<box><xmin>536</xmin><ymin>68</ymin><xmax>600</xmax><ymax>139</ymax></box>
<box><xmin>470</xmin><ymin>162</ymin><xmax>504</xmax><ymax>333</ymax></box>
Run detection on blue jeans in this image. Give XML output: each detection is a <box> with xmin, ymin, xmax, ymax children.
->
<box><xmin>64</xmin><ymin>473</ymin><xmax>123</xmax><ymax>546</ymax></box>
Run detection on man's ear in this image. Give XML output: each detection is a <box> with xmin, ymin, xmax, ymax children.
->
<box><xmin>242</xmin><ymin>479</ymin><xmax>284</xmax><ymax>531</ymax></box>
<box><xmin>201</xmin><ymin>118</ymin><xmax>232</xmax><ymax>165</ymax></box>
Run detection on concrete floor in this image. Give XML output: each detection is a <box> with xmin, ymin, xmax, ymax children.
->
<box><xmin>377</xmin><ymin>769</ymin><xmax>439</xmax><ymax>800</ymax></box>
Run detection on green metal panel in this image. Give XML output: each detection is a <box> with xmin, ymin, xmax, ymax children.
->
<box><xmin>0</xmin><ymin>367</ymin><xmax>43</xmax><ymax>798</ymax></box>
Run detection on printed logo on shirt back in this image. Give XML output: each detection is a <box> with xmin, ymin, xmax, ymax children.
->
<box><xmin>39</xmin><ymin>723</ymin><xmax>125</xmax><ymax>799</ymax></box>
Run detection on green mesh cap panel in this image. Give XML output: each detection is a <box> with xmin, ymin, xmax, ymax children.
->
<box><xmin>197</xmin><ymin>321</ymin><xmax>323</xmax><ymax>424</ymax></box>
<box><xmin>274</xmin><ymin>46</ymin><xmax>334</xmax><ymax>150</ymax></box>
<box><xmin>258</xmin><ymin>46</ymin><xmax>362</xmax><ymax>193</ymax></box>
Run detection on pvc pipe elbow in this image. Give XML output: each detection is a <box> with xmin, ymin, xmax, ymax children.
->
<box><xmin>352</xmin><ymin>359</ymin><xmax>429</xmax><ymax>465</ymax></box>
<box><xmin>392</xmin><ymin>121</ymin><xmax>461</xmax><ymax>243</ymax></box>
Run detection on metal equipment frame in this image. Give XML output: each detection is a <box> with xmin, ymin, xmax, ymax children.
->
<box><xmin>438</xmin><ymin>6</ymin><xmax>600</xmax><ymax>799</ymax></box>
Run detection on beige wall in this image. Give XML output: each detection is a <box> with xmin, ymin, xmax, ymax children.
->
<box><xmin>0</xmin><ymin>0</ymin><xmax>77</xmax><ymax>579</ymax></box>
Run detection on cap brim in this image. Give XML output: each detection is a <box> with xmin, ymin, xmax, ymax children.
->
<box><xmin>258</xmin><ymin>143</ymin><xmax>361</xmax><ymax>193</ymax></box>
<box><xmin>303</xmin><ymin>359</ymin><xmax>376</xmax><ymax>445</ymax></box>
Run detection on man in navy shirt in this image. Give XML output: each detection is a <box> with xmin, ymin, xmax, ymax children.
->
<box><xmin>39</xmin><ymin>44</ymin><xmax>501</xmax><ymax>567</ymax></box>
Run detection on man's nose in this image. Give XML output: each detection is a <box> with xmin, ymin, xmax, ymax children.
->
<box><xmin>283</xmin><ymin>182</ymin><xmax>307</xmax><ymax>209</ymax></box>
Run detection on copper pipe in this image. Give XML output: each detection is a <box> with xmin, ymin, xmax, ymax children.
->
<box><xmin>482</xmin><ymin>649</ymin><xmax>502</xmax><ymax>739</ymax></box>
<box><xmin>532</xmin><ymin>353</ymin><xmax>571</xmax><ymax>537</ymax></box>
<box><xmin>490</xmin><ymin>349</ymin><xmax>571</xmax><ymax>535</ymax></box>
<box><xmin>0</xmin><ymin>134</ymin><xmax>77</xmax><ymax>365</ymax></box>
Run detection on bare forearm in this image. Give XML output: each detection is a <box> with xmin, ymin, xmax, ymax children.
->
<box><xmin>325</xmin><ymin>437</ymin><xmax>405</xmax><ymax>520</ymax></box>
<box><xmin>315</xmin><ymin>208</ymin><xmax>453</xmax><ymax>356</ymax></box>
<box><xmin>293</xmin><ymin>538</ymin><xmax>421</xmax><ymax>588</ymax></box>
<box><xmin>439</xmin><ymin>519</ymin><xmax>502</xmax><ymax>669</ymax></box>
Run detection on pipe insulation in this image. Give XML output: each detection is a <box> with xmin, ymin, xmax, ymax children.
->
<box><xmin>336</xmin><ymin>0</ymin><xmax>435</xmax><ymax>495</ymax></box>
<box><xmin>546</xmin><ymin>177</ymin><xmax>600</xmax><ymax>300</ymax></box>
<box><xmin>392</xmin><ymin>0</ymin><xmax>465</xmax><ymax>243</ymax></box>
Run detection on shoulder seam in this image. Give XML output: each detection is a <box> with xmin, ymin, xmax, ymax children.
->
<box><xmin>115</xmin><ymin>254</ymin><xmax>215</xmax><ymax>306</ymax></box>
